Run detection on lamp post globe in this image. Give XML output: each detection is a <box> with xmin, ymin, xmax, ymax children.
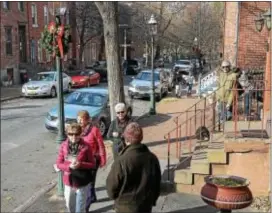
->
<box><xmin>263</xmin><ymin>8</ymin><xmax>271</xmax><ymax>31</ymax></box>
<box><xmin>254</xmin><ymin>13</ymin><xmax>265</xmax><ymax>32</ymax></box>
<box><xmin>148</xmin><ymin>14</ymin><xmax>157</xmax><ymax>115</ymax></box>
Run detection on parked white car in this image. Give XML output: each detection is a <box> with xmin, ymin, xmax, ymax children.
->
<box><xmin>128</xmin><ymin>70</ymin><xmax>168</xmax><ymax>101</ymax></box>
<box><xmin>174</xmin><ymin>60</ymin><xmax>194</xmax><ymax>72</ymax></box>
<box><xmin>22</xmin><ymin>71</ymin><xmax>72</xmax><ymax>98</ymax></box>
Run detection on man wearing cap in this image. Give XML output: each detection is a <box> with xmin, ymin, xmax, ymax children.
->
<box><xmin>106</xmin><ymin>122</ymin><xmax>161</xmax><ymax>213</ymax></box>
<box><xmin>107</xmin><ymin>102</ymin><xmax>133</xmax><ymax>159</ymax></box>
<box><xmin>216</xmin><ymin>60</ymin><xmax>239</xmax><ymax>122</ymax></box>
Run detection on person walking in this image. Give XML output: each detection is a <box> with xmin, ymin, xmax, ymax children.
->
<box><xmin>77</xmin><ymin>110</ymin><xmax>106</xmax><ymax>211</ymax></box>
<box><xmin>56</xmin><ymin>123</ymin><xmax>95</xmax><ymax>213</ymax></box>
<box><xmin>107</xmin><ymin>103</ymin><xmax>132</xmax><ymax>160</ymax></box>
<box><xmin>186</xmin><ymin>73</ymin><xmax>195</xmax><ymax>96</ymax></box>
<box><xmin>216</xmin><ymin>60</ymin><xmax>238</xmax><ymax>122</ymax></box>
<box><xmin>106</xmin><ymin>122</ymin><xmax>161</xmax><ymax>213</ymax></box>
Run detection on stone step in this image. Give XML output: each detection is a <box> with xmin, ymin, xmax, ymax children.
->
<box><xmin>190</xmin><ymin>158</ymin><xmax>210</xmax><ymax>174</ymax></box>
<box><xmin>174</xmin><ymin>168</ymin><xmax>193</xmax><ymax>185</ymax></box>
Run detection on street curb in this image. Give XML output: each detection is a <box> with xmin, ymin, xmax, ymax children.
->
<box><xmin>1</xmin><ymin>95</ymin><xmax>23</xmax><ymax>102</ymax></box>
<box><xmin>12</xmin><ymin>180</ymin><xmax>57</xmax><ymax>212</ymax></box>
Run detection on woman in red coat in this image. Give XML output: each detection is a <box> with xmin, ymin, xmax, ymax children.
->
<box><xmin>56</xmin><ymin>123</ymin><xmax>95</xmax><ymax>213</ymax></box>
<box><xmin>77</xmin><ymin>110</ymin><xmax>106</xmax><ymax>211</ymax></box>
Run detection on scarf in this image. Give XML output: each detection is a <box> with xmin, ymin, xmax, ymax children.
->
<box><xmin>68</xmin><ymin>140</ymin><xmax>80</xmax><ymax>156</ymax></box>
<box><xmin>117</xmin><ymin>116</ymin><xmax>130</xmax><ymax>130</ymax></box>
<box><xmin>81</xmin><ymin>123</ymin><xmax>93</xmax><ymax>137</ymax></box>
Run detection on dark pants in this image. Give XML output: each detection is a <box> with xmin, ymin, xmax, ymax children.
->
<box><xmin>86</xmin><ymin>156</ymin><xmax>100</xmax><ymax>212</ymax></box>
<box><xmin>112</xmin><ymin>139</ymin><xmax>126</xmax><ymax>160</ymax></box>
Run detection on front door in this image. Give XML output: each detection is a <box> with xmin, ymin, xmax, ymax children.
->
<box><xmin>18</xmin><ymin>26</ymin><xmax>27</xmax><ymax>63</ymax></box>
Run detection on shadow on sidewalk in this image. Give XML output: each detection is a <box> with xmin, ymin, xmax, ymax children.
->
<box><xmin>165</xmin><ymin>205</ymin><xmax>217</xmax><ymax>213</ymax></box>
<box><xmin>137</xmin><ymin>113</ymin><xmax>172</xmax><ymax>128</ymax></box>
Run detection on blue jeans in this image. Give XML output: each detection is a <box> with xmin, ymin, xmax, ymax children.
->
<box><xmin>244</xmin><ymin>93</ymin><xmax>252</xmax><ymax>116</ymax></box>
<box><xmin>217</xmin><ymin>101</ymin><xmax>232</xmax><ymax>122</ymax></box>
<box><xmin>64</xmin><ymin>184</ymin><xmax>89</xmax><ymax>213</ymax></box>
<box><xmin>187</xmin><ymin>84</ymin><xmax>193</xmax><ymax>93</ymax></box>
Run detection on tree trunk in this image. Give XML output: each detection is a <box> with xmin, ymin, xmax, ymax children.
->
<box><xmin>95</xmin><ymin>2</ymin><xmax>125</xmax><ymax>121</ymax></box>
<box><xmin>79</xmin><ymin>46</ymin><xmax>84</xmax><ymax>69</ymax></box>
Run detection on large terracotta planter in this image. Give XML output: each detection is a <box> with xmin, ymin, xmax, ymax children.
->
<box><xmin>201</xmin><ymin>175</ymin><xmax>253</xmax><ymax>212</ymax></box>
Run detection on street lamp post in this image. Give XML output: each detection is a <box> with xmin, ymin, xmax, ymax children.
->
<box><xmin>55</xmin><ymin>7</ymin><xmax>67</xmax><ymax>196</ymax></box>
<box><xmin>148</xmin><ymin>14</ymin><xmax>158</xmax><ymax>115</ymax></box>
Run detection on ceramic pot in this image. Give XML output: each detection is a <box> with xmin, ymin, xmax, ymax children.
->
<box><xmin>201</xmin><ymin>175</ymin><xmax>253</xmax><ymax>211</ymax></box>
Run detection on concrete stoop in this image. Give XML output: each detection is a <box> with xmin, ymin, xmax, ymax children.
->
<box><xmin>174</xmin><ymin>132</ymin><xmax>227</xmax><ymax>195</ymax></box>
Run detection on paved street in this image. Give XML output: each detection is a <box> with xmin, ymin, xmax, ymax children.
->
<box><xmin>0</xmin><ymin>76</ymin><xmax>150</xmax><ymax>212</ymax></box>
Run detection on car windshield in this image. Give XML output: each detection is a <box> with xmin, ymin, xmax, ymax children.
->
<box><xmin>64</xmin><ymin>91</ymin><xmax>106</xmax><ymax>107</ymax></box>
<box><xmin>79</xmin><ymin>71</ymin><xmax>89</xmax><ymax>76</ymax></box>
<box><xmin>33</xmin><ymin>73</ymin><xmax>55</xmax><ymax>81</ymax></box>
<box><xmin>176</xmin><ymin>60</ymin><xmax>190</xmax><ymax>65</ymax></box>
<box><xmin>136</xmin><ymin>72</ymin><xmax>160</xmax><ymax>81</ymax></box>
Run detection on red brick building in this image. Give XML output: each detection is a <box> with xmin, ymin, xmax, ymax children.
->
<box><xmin>223</xmin><ymin>1</ymin><xmax>271</xmax><ymax>116</ymax></box>
<box><xmin>223</xmin><ymin>1</ymin><xmax>271</xmax><ymax>69</ymax></box>
<box><xmin>0</xmin><ymin>1</ymin><xmax>29</xmax><ymax>84</ymax></box>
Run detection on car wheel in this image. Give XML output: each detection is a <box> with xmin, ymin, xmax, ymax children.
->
<box><xmin>51</xmin><ymin>87</ymin><xmax>57</xmax><ymax>98</ymax></box>
<box><xmin>99</xmin><ymin>119</ymin><xmax>107</xmax><ymax>137</ymax></box>
<box><xmin>67</xmin><ymin>83</ymin><xmax>72</xmax><ymax>93</ymax></box>
<box><xmin>127</xmin><ymin>107</ymin><xmax>133</xmax><ymax>117</ymax></box>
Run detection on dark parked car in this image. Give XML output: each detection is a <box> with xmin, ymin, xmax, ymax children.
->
<box><xmin>86</xmin><ymin>61</ymin><xmax>107</xmax><ymax>81</ymax></box>
<box><xmin>125</xmin><ymin>59</ymin><xmax>141</xmax><ymax>75</ymax></box>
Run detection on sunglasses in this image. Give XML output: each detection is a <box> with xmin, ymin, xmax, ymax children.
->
<box><xmin>67</xmin><ymin>132</ymin><xmax>81</xmax><ymax>136</ymax></box>
<box><xmin>222</xmin><ymin>66</ymin><xmax>229</xmax><ymax>69</ymax></box>
<box><xmin>117</xmin><ymin>111</ymin><xmax>125</xmax><ymax>114</ymax></box>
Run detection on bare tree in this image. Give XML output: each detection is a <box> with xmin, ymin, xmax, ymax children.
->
<box><xmin>76</xmin><ymin>2</ymin><xmax>102</xmax><ymax>68</ymax></box>
<box><xmin>95</xmin><ymin>2</ymin><xmax>125</xmax><ymax>121</ymax></box>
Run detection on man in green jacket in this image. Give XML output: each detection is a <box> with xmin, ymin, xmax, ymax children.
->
<box><xmin>216</xmin><ymin>60</ymin><xmax>238</xmax><ymax>122</ymax></box>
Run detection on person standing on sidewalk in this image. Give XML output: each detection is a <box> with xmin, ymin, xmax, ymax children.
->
<box><xmin>216</xmin><ymin>60</ymin><xmax>238</xmax><ymax>122</ymax></box>
<box><xmin>186</xmin><ymin>73</ymin><xmax>195</xmax><ymax>96</ymax></box>
<box><xmin>56</xmin><ymin>123</ymin><xmax>95</xmax><ymax>213</ymax></box>
<box><xmin>106</xmin><ymin>103</ymin><xmax>132</xmax><ymax>160</ymax></box>
<box><xmin>106</xmin><ymin>122</ymin><xmax>161</xmax><ymax>213</ymax></box>
<box><xmin>77</xmin><ymin>110</ymin><xmax>106</xmax><ymax>211</ymax></box>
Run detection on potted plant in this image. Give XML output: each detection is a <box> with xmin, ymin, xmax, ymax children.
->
<box><xmin>201</xmin><ymin>175</ymin><xmax>253</xmax><ymax>213</ymax></box>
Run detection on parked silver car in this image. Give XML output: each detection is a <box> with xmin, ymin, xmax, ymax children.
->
<box><xmin>22</xmin><ymin>71</ymin><xmax>72</xmax><ymax>98</ymax></box>
<box><xmin>128</xmin><ymin>70</ymin><xmax>168</xmax><ymax>101</ymax></box>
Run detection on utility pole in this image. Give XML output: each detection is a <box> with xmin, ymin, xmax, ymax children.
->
<box><xmin>119</xmin><ymin>24</ymin><xmax>130</xmax><ymax>60</ymax></box>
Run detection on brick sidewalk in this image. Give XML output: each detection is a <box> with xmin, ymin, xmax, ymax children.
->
<box><xmin>22</xmin><ymin>96</ymin><xmax>257</xmax><ymax>212</ymax></box>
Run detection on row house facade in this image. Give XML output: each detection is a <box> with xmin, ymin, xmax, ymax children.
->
<box><xmin>0</xmin><ymin>1</ymin><xmax>87</xmax><ymax>85</ymax></box>
<box><xmin>0</xmin><ymin>1</ymin><xmax>29</xmax><ymax>85</ymax></box>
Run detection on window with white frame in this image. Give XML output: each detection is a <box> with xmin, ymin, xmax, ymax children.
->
<box><xmin>18</xmin><ymin>2</ymin><xmax>24</xmax><ymax>12</ymax></box>
<box><xmin>44</xmin><ymin>5</ymin><xmax>49</xmax><ymax>25</ymax></box>
<box><xmin>3</xmin><ymin>2</ymin><xmax>10</xmax><ymax>10</ymax></box>
<box><xmin>31</xmin><ymin>4</ymin><xmax>38</xmax><ymax>26</ymax></box>
<box><xmin>37</xmin><ymin>40</ymin><xmax>43</xmax><ymax>62</ymax></box>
